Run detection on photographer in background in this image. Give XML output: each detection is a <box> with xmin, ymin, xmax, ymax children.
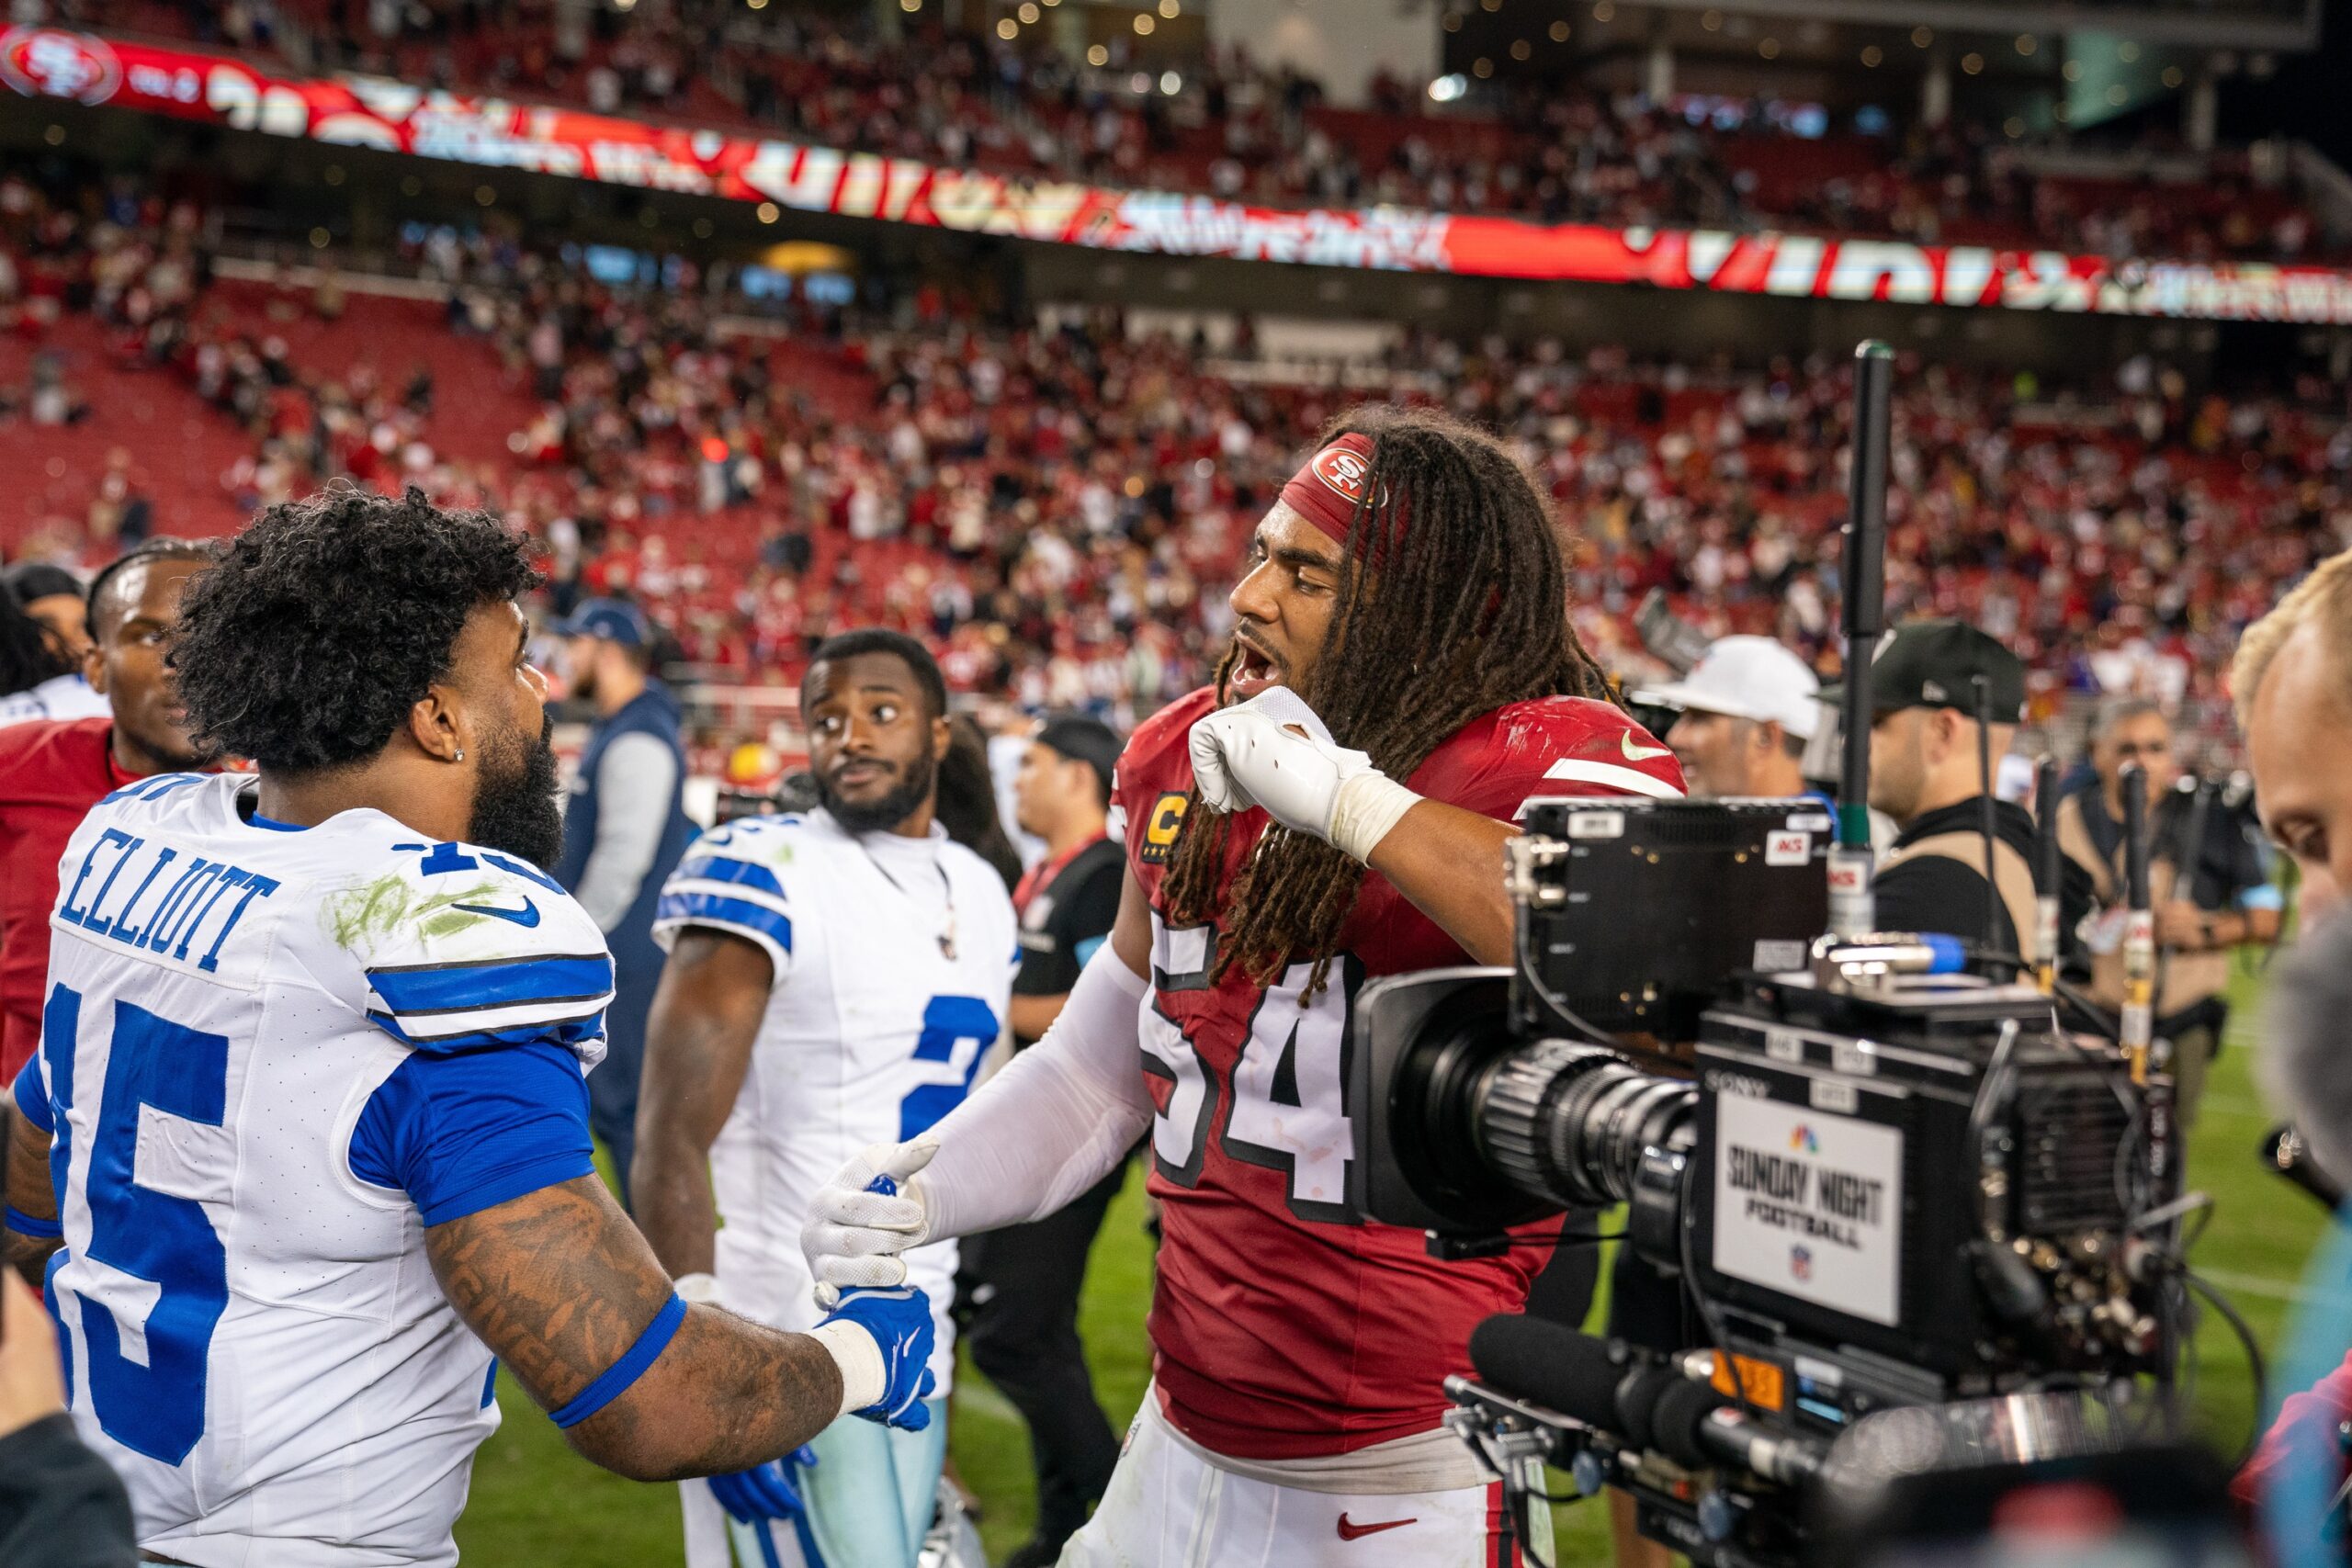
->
<box><xmin>1862</xmin><ymin>622</ymin><xmax>2088</xmax><ymax>968</ymax></box>
<box><xmin>2056</xmin><ymin>699</ymin><xmax>2280</xmax><ymax>1129</ymax></box>
<box><xmin>1634</xmin><ymin>635</ymin><xmax>1824</xmax><ymax>802</ymax></box>
<box><xmin>2229</xmin><ymin>547</ymin><xmax>2352</xmax><ymax>1522</ymax></box>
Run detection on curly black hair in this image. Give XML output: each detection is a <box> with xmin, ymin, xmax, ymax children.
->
<box><xmin>171</xmin><ymin>487</ymin><xmax>540</xmax><ymax>772</ymax></box>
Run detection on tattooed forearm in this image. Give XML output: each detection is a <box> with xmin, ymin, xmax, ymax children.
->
<box><xmin>426</xmin><ymin>1173</ymin><xmax>844</xmax><ymax>1482</ymax></box>
<box><xmin>4</xmin><ymin>1106</ymin><xmax>59</xmax><ymax>1288</ymax></box>
<box><xmin>631</xmin><ymin>929</ymin><xmax>770</xmax><ymax>1280</ymax></box>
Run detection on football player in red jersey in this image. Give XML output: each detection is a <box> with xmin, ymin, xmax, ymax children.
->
<box><xmin>804</xmin><ymin>407</ymin><xmax>1684</xmax><ymax>1567</ymax></box>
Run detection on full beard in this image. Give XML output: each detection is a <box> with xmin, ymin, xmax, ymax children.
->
<box><xmin>468</xmin><ymin>715</ymin><xmax>566</xmax><ymax>869</ymax></box>
<box><xmin>817</xmin><ymin>749</ymin><xmax>937</xmax><ymax>836</ymax></box>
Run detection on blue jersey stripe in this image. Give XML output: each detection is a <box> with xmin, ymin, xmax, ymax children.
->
<box><xmin>365</xmin><ymin>1009</ymin><xmax>609</xmax><ymax>1054</ymax></box>
<box><xmin>367</xmin><ymin>954</ymin><xmax>616</xmax><ymax>1017</ymax></box>
<box><xmin>657</xmin><ymin>891</ymin><xmax>794</xmax><ymax>953</ymax></box>
<box><xmin>673</xmin><ymin>854</ymin><xmax>787</xmax><ymax>900</ymax></box>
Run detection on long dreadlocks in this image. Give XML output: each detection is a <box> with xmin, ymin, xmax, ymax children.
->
<box><xmin>1161</xmin><ymin>404</ymin><xmax>1617</xmax><ymax>997</ymax></box>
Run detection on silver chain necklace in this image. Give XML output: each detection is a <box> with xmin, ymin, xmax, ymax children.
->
<box><xmin>856</xmin><ymin>837</ymin><xmax>958</xmax><ymax>961</ymax></box>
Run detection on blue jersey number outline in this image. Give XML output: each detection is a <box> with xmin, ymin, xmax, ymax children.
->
<box><xmin>46</xmin><ymin>985</ymin><xmax>232</xmax><ymax>1464</ymax></box>
<box><xmin>898</xmin><ymin>996</ymin><xmax>1000</xmax><ymax>1141</ymax></box>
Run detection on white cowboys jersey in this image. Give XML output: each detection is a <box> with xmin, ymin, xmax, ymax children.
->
<box><xmin>652</xmin><ymin>807</ymin><xmax>1017</xmax><ymax>1390</ymax></box>
<box><xmin>18</xmin><ymin>773</ymin><xmax>611</xmax><ymax>1567</ymax></box>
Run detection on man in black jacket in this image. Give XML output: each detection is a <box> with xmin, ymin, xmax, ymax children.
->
<box><xmin>0</xmin><ymin>1270</ymin><xmax>134</xmax><ymax>1568</ymax></box>
<box><xmin>1863</xmin><ymin>622</ymin><xmax>2088</xmax><ymax>967</ymax></box>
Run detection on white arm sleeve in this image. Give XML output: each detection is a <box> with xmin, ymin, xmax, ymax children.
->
<box><xmin>919</xmin><ymin>944</ymin><xmax>1153</xmax><ymax>1238</ymax></box>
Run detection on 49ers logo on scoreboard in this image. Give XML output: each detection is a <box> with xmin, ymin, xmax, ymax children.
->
<box><xmin>0</xmin><ymin>28</ymin><xmax>123</xmax><ymax>106</ymax></box>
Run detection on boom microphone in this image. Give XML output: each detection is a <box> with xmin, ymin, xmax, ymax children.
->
<box><xmin>2257</xmin><ymin>908</ymin><xmax>2352</xmax><ymax>1198</ymax></box>
<box><xmin>1468</xmin><ymin>1316</ymin><xmax>1826</xmax><ymax>1484</ymax></box>
<box><xmin>1468</xmin><ymin>1314</ymin><xmax>1625</xmax><ymax>1426</ymax></box>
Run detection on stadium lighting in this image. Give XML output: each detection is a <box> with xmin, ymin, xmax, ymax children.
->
<box><xmin>1442</xmin><ymin>11</ymin><xmax>1463</xmax><ymax>31</ymax></box>
<box><xmin>1017</xmin><ymin>2</ymin><xmax>1038</xmax><ymax>20</ymax></box>
<box><xmin>757</xmin><ymin>202</ymin><xmax>781</xmax><ymax>224</ymax></box>
<box><xmin>1860</xmin><ymin>45</ymin><xmax>1882</xmax><ymax>67</ymax></box>
<box><xmin>746</xmin><ymin>0</ymin><xmax>767</xmax><ymax>10</ymax></box>
<box><xmin>1911</xmin><ymin>25</ymin><xmax>1931</xmax><ymax>47</ymax></box>
<box><xmin>1549</xmin><ymin>19</ymin><xmax>1569</xmax><ymax>41</ymax></box>
<box><xmin>2119</xmin><ymin>40</ymin><xmax>2141</xmax><ymax>62</ymax></box>
<box><xmin>2162</xmin><ymin>64</ymin><xmax>2184</xmax><ymax>87</ymax></box>
<box><xmin>1473</xmin><ymin>56</ymin><xmax>1493</xmax><ymax>77</ymax></box>
<box><xmin>1592</xmin><ymin>0</ymin><xmax>1614</xmax><ymax>21</ymax></box>
<box><xmin>2107</xmin><ymin>83</ymin><xmax>2128</xmax><ymax>105</ymax></box>
<box><xmin>1160</xmin><ymin>70</ymin><xmax>1182</xmax><ymax>94</ymax></box>
<box><xmin>1510</xmin><ymin>39</ymin><xmax>1530</xmax><ymax>60</ymax></box>
<box><xmin>1131</xmin><ymin>71</ymin><xmax>1152</xmax><ymax>92</ymax></box>
<box><xmin>1428</xmin><ymin>73</ymin><xmax>1468</xmax><ymax>102</ymax></box>
<box><xmin>1758</xmin><ymin>37</ymin><xmax>1779</xmax><ymax>58</ymax></box>
<box><xmin>900</xmin><ymin>0</ymin><xmax>920</xmax><ymax>10</ymax></box>
<box><xmin>997</xmin><ymin>17</ymin><xmax>1017</xmax><ymax>38</ymax></box>
<box><xmin>1087</xmin><ymin>43</ymin><xmax>1110</xmax><ymax>64</ymax></box>
<box><xmin>1701</xmin><ymin>8</ymin><xmax>1721</xmax><ymax>30</ymax></box>
<box><xmin>2015</xmin><ymin>34</ymin><xmax>2036</xmax><ymax>55</ymax></box>
<box><xmin>1133</xmin><ymin>13</ymin><xmax>1153</xmax><ymax>33</ymax></box>
<box><xmin>1961</xmin><ymin>52</ymin><xmax>1984</xmax><ymax>74</ymax></box>
<box><xmin>310</xmin><ymin>227</ymin><xmax>330</xmax><ymax>249</ymax></box>
<box><xmin>1159</xmin><ymin>0</ymin><xmax>1180</xmax><ymax>17</ymax></box>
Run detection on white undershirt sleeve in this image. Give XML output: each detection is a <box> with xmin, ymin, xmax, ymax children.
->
<box><xmin>919</xmin><ymin>944</ymin><xmax>1153</xmax><ymax>1239</ymax></box>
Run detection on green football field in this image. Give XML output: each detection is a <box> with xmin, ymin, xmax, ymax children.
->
<box><xmin>455</xmin><ymin>964</ymin><xmax>2326</xmax><ymax>1565</ymax></box>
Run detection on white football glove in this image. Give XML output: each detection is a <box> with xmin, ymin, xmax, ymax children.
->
<box><xmin>1189</xmin><ymin>687</ymin><xmax>1422</xmax><ymax>863</ymax></box>
<box><xmin>802</xmin><ymin>1140</ymin><xmax>937</xmax><ymax>1311</ymax></box>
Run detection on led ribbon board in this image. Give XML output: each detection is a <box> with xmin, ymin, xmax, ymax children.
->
<box><xmin>10</xmin><ymin>25</ymin><xmax>2352</xmax><ymax>323</ymax></box>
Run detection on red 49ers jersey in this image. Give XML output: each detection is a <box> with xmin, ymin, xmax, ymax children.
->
<box><xmin>1114</xmin><ymin>686</ymin><xmax>1685</xmax><ymax>1461</ymax></box>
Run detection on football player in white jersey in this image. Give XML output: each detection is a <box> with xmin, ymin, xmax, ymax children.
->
<box><xmin>2</xmin><ymin>490</ymin><xmax>939</xmax><ymax>1568</ymax></box>
<box><xmin>635</xmin><ymin>628</ymin><xmax>1019</xmax><ymax>1568</ymax></box>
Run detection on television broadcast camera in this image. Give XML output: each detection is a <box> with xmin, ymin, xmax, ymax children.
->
<box><xmin>1346</xmin><ymin>344</ymin><xmax>2245</xmax><ymax>1568</ymax></box>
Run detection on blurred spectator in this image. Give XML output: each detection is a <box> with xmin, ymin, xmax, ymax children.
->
<box><xmin>549</xmin><ymin>597</ymin><xmax>693</xmax><ymax>1202</ymax></box>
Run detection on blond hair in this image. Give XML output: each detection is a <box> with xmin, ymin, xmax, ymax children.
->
<box><xmin>2233</xmin><ymin>546</ymin><xmax>2352</xmax><ymax>727</ymax></box>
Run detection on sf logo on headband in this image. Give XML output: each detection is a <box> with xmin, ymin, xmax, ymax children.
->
<box><xmin>1313</xmin><ymin>444</ymin><xmax>1373</xmax><ymax>505</ymax></box>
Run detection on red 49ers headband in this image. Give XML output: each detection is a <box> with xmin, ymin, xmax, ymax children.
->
<box><xmin>1278</xmin><ymin>433</ymin><xmax>1401</xmax><ymax>548</ymax></box>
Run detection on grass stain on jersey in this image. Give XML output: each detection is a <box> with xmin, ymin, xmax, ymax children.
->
<box><xmin>324</xmin><ymin>874</ymin><xmax>515</xmax><ymax>955</ymax></box>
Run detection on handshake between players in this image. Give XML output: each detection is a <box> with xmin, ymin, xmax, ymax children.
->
<box><xmin>3</xmin><ymin>491</ymin><xmax>938</xmax><ymax>1568</ymax></box>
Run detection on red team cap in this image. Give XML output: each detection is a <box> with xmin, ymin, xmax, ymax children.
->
<box><xmin>1277</xmin><ymin>433</ymin><xmax>1401</xmax><ymax>550</ymax></box>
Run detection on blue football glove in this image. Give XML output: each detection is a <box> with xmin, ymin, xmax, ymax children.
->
<box><xmin>706</xmin><ymin>1448</ymin><xmax>816</xmax><ymax>1523</ymax></box>
<box><xmin>818</xmin><ymin>1285</ymin><xmax>937</xmax><ymax>1430</ymax></box>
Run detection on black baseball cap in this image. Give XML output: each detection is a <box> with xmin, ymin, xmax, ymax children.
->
<box><xmin>1034</xmin><ymin>716</ymin><xmax>1122</xmax><ymax>793</ymax></box>
<box><xmin>1826</xmin><ymin>621</ymin><xmax>2027</xmax><ymax>724</ymax></box>
<box><xmin>5</xmin><ymin>561</ymin><xmax>83</xmax><ymax>606</ymax></box>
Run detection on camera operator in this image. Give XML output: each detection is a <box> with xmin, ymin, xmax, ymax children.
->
<box><xmin>1634</xmin><ymin>635</ymin><xmax>1826</xmax><ymax>803</ymax></box>
<box><xmin>1859</xmin><ymin>622</ymin><xmax>2087</xmax><ymax>966</ymax></box>
<box><xmin>2230</xmin><ymin>547</ymin><xmax>2352</xmax><ymax>1520</ymax></box>
<box><xmin>2056</xmin><ymin>699</ymin><xmax>2280</xmax><ymax>1128</ymax></box>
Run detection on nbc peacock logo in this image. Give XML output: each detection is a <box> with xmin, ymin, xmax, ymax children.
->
<box><xmin>1789</xmin><ymin>1125</ymin><xmax>1820</xmax><ymax>1155</ymax></box>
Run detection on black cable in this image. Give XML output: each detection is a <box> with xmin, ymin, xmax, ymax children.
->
<box><xmin>2180</xmin><ymin>1266</ymin><xmax>2267</xmax><ymax>1469</ymax></box>
<box><xmin>1513</xmin><ymin>915</ymin><xmax>1626</xmax><ymax>1049</ymax></box>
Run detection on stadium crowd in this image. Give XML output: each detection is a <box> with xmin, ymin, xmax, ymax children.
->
<box><xmin>1</xmin><ymin>170</ymin><xmax>2346</xmax><ymax>774</ymax></box>
<box><xmin>20</xmin><ymin>0</ymin><xmax>2337</xmax><ymax>263</ymax></box>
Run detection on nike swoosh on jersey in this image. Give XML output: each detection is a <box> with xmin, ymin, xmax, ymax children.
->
<box><xmin>455</xmin><ymin>897</ymin><xmax>542</xmax><ymax>928</ymax></box>
<box><xmin>1336</xmin><ymin>1514</ymin><xmax>1418</xmax><ymax>1540</ymax></box>
<box><xmin>1621</xmin><ymin>732</ymin><xmax>1675</xmax><ymax>762</ymax></box>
